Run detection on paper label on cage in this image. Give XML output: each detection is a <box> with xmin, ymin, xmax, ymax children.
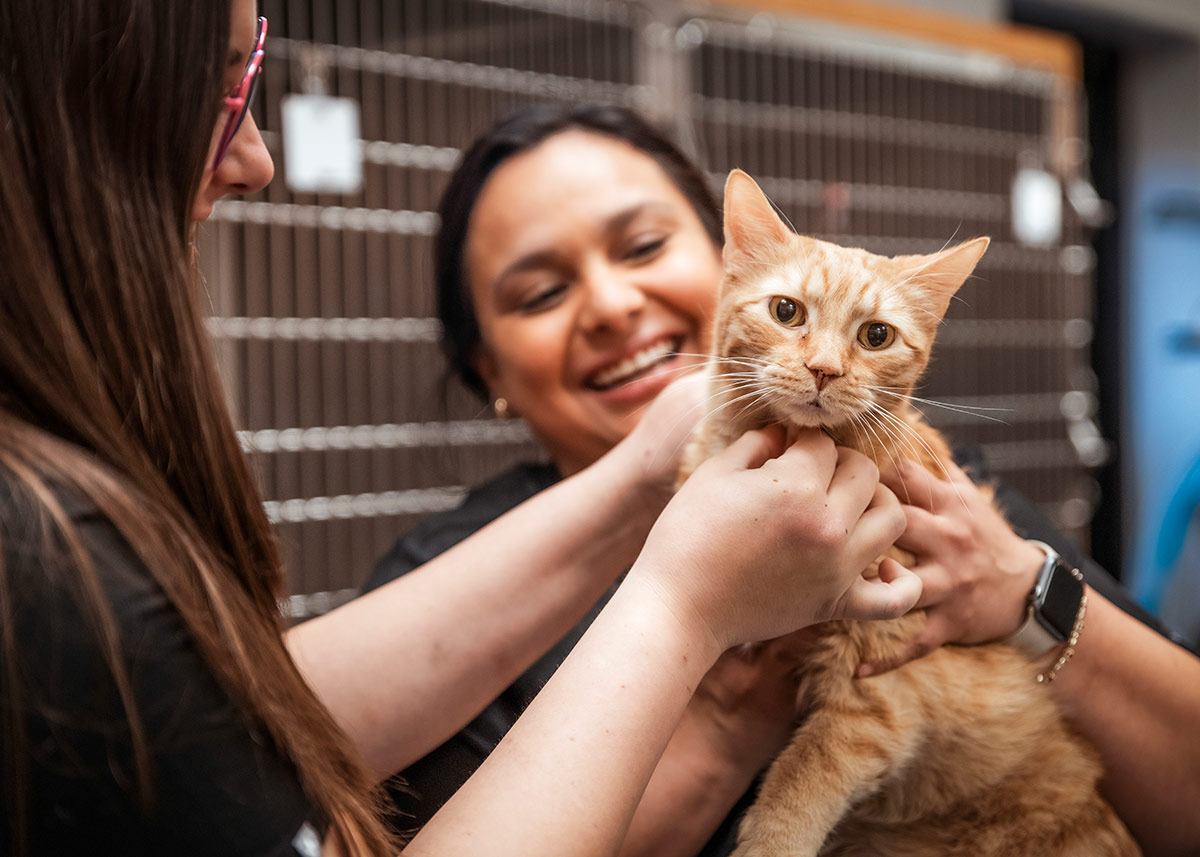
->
<box><xmin>282</xmin><ymin>94</ymin><xmax>363</xmax><ymax>195</ymax></box>
<box><xmin>1012</xmin><ymin>167</ymin><xmax>1062</xmax><ymax>247</ymax></box>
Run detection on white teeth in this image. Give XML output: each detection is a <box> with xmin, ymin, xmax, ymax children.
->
<box><xmin>591</xmin><ymin>339</ymin><xmax>678</xmax><ymax>389</ymax></box>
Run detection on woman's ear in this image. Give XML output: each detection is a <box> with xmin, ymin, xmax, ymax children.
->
<box><xmin>473</xmin><ymin>347</ymin><xmax>499</xmax><ymax>394</ymax></box>
<box><xmin>472</xmin><ymin>348</ymin><xmax>515</xmax><ymax>417</ymax></box>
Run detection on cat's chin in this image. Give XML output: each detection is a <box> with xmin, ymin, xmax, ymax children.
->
<box><xmin>777</xmin><ymin>401</ymin><xmax>846</xmax><ymax>431</ymax></box>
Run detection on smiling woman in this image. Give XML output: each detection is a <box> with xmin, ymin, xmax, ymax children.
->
<box><xmin>365</xmin><ymin>104</ymin><xmax>793</xmax><ymax>856</ymax></box>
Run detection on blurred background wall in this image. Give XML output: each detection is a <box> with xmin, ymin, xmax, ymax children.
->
<box><xmin>197</xmin><ymin>0</ymin><xmax>1200</xmax><ymax>644</ymax></box>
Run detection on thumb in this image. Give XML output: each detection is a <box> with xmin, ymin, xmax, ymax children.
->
<box><xmin>834</xmin><ymin>557</ymin><xmax>922</xmax><ymax>623</ymax></box>
<box><xmin>856</xmin><ymin>606</ymin><xmax>952</xmax><ymax>678</ymax></box>
<box><xmin>708</xmin><ymin>425</ymin><xmax>786</xmax><ymax>473</ymax></box>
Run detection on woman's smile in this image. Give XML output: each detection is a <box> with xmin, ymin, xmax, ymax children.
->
<box><xmin>585</xmin><ymin>334</ymin><xmax>683</xmax><ymax>390</ymax></box>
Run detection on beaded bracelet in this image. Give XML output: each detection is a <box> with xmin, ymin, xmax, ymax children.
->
<box><xmin>1036</xmin><ymin>585</ymin><xmax>1088</xmax><ymax>684</ymax></box>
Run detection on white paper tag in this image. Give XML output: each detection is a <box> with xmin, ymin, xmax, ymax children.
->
<box><xmin>281</xmin><ymin>94</ymin><xmax>363</xmax><ymax>195</ymax></box>
<box><xmin>1011</xmin><ymin>167</ymin><xmax>1062</xmax><ymax>247</ymax></box>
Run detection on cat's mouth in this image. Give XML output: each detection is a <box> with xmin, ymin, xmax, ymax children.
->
<box><xmin>778</xmin><ymin>394</ymin><xmax>855</xmax><ymax>429</ymax></box>
<box><xmin>586</xmin><ymin>336</ymin><xmax>683</xmax><ymax>391</ymax></box>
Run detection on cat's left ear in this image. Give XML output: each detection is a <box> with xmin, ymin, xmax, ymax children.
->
<box><xmin>894</xmin><ymin>236</ymin><xmax>990</xmax><ymax>320</ymax></box>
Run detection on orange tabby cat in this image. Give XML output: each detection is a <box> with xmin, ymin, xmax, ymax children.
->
<box><xmin>680</xmin><ymin>170</ymin><xmax>1139</xmax><ymax>857</ymax></box>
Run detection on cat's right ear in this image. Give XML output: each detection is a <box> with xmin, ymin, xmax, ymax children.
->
<box><xmin>722</xmin><ymin>169</ymin><xmax>793</xmax><ymax>268</ymax></box>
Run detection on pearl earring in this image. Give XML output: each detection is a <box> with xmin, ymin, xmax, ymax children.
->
<box><xmin>493</xmin><ymin>397</ymin><xmax>511</xmax><ymax>419</ymax></box>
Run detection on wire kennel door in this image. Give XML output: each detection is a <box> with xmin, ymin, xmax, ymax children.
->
<box><xmin>198</xmin><ymin>0</ymin><xmax>1097</xmax><ymax>619</ymax></box>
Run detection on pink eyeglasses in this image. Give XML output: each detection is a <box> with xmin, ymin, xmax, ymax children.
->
<box><xmin>212</xmin><ymin>16</ymin><xmax>267</xmax><ymax>170</ymax></box>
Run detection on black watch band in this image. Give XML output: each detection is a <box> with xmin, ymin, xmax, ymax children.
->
<box><xmin>1006</xmin><ymin>540</ymin><xmax>1086</xmax><ymax>657</ymax></box>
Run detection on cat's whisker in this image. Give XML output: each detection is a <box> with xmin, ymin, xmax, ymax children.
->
<box><xmin>869</xmin><ymin>388</ymin><xmax>1011</xmax><ymax>425</ymax></box>
<box><xmin>704</xmin><ymin>383</ymin><xmax>766</xmax><ymax>408</ymax></box>
<box><xmin>709</xmin><ymin>374</ymin><xmax>766</xmax><ymax>389</ymax></box>
<box><xmin>701</xmin><ymin>390</ymin><xmax>776</xmax><ymax>435</ymax></box>
<box><xmin>863</xmin><ymin>405</ymin><xmax>944</xmax><ymax>510</ymax></box>
<box><xmin>867</xmin><ymin>387</ymin><xmax>1009</xmax><ymax>412</ymax></box>
<box><xmin>714</xmin><ymin>355</ymin><xmax>777</xmax><ymax>367</ymax></box>
<box><xmin>692</xmin><ymin>389</ymin><xmax>767</xmax><ymax>429</ymax></box>
<box><xmin>866</xmin><ymin>417</ymin><xmax>920</xmax><ymax>506</ymax></box>
<box><xmin>862</xmin><ymin>405</ymin><xmax>920</xmax><ymax>473</ymax></box>
<box><xmin>641</xmin><ymin>379</ymin><xmax>772</xmax><ymax>475</ymax></box>
<box><xmin>856</xmin><ymin>412</ymin><xmax>892</xmax><ymax>474</ymax></box>
<box><xmin>710</xmin><ymin>367</ymin><xmax>769</xmax><ymax>378</ymax></box>
<box><xmin>866</xmin><ymin>403</ymin><xmax>972</xmax><ymax>517</ymax></box>
<box><xmin>700</xmin><ymin>386</ymin><xmax>773</xmax><ymax>426</ymax></box>
<box><xmin>865</xmin><ymin>402</ymin><xmax>933</xmax><ymax>464</ymax></box>
<box><xmin>613</xmin><ymin>361</ymin><xmax>712</xmax><ymax>397</ymax></box>
<box><xmin>859</xmin><ymin>406</ymin><xmax>932</xmax><ymax>506</ymax></box>
<box><xmin>674</xmin><ymin>351</ymin><xmax>778</xmax><ymax>372</ymax></box>
<box><xmin>845</xmin><ymin>413</ymin><xmax>891</xmax><ymax>494</ymax></box>
<box><xmin>622</xmin><ymin>364</ymin><xmax>715</xmax><ymax>427</ymax></box>
<box><xmin>843</xmin><ymin>411</ymin><xmax>867</xmax><ymax>453</ymax></box>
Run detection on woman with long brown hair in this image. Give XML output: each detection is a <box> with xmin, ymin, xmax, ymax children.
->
<box><xmin>0</xmin><ymin>1</ymin><xmax>920</xmax><ymax>855</ymax></box>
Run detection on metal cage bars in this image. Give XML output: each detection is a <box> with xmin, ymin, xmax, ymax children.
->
<box><xmin>198</xmin><ymin>0</ymin><xmax>1096</xmax><ymax>618</ymax></box>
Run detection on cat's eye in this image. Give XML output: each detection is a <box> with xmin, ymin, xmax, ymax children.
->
<box><xmin>857</xmin><ymin>321</ymin><xmax>895</xmax><ymax>350</ymax></box>
<box><xmin>769</xmin><ymin>296</ymin><xmax>806</xmax><ymax>328</ymax></box>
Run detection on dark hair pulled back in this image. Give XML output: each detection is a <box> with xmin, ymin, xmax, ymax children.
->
<box><xmin>434</xmin><ymin>103</ymin><xmax>722</xmax><ymax>399</ymax></box>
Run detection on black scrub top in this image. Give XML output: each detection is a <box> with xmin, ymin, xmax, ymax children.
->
<box><xmin>1</xmin><ymin>479</ymin><xmax>325</xmax><ymax>857</ymax></box>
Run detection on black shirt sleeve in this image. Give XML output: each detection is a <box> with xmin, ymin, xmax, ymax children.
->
<box><xmin>2</xmin><ymin>493</ymin><xmax>324</xmax><ymax>857</ymax></box>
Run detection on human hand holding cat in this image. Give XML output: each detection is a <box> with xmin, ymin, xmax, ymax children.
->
<box><xmin>857</xmin><ymin>457</ymin><xmax>1045</xmax><ymax>676</ymax></box>
<box><xmin>610</xmin><ymin>370</ymin><xmax>710</xmax><ymax>511</ymax></box>
<box><xmin>629</xmin><ymin>425</ymin><xmax>920</xmax><ymax>654</ymax></box>
<box><xmin>686</xmin><ymin>628</ymin><xmax>822</xmax><ymax>769</ymax></box>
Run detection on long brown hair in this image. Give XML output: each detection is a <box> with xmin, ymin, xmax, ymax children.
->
<box><xmin>0</xmin><ymin>1</ymin><xmax>393</xmax><ymax>853</ymax></box>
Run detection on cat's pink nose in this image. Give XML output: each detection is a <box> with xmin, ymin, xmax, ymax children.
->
<box><xmin>808</xmin><ymin>365</ymin><xmax>841</xmax><ymax>391</ymax></box>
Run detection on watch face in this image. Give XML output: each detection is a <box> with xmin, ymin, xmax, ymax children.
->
<box><xmin>1037</xmin><ymin>561</ymin><xmax>1084</xmax><ymax>639</ymax></box>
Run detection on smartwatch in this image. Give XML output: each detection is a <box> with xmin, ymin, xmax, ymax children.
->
<box><xmin>1006</xmin><ymin>540</ymin><xmax>1085</xmax><ymax>657</ymax></box>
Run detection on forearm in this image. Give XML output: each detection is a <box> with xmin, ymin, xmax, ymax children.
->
<box><xmin>620</xmin><ymin>718</ymin><xmax>760</xmax><ymax>857</ymax></box>
<box><xmin>1051</xmin><ymin>588</ymin><xmax>1200</xmax><ymax>857</ymax></box>
<box><xmin>405</xmin><ymin>573</ymin><xmax>721</xmax><ymax>857</ymax></box>
<box><xmin>286</xmin><ymin>447</ymin><xmax>662</xmax><ymax>779</ymax></box>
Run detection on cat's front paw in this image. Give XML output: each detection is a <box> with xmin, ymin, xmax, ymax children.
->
<box><xmin>732</xmin><ymin>807</ymin><xmax>822</xmax><ymax>857</ymax></box>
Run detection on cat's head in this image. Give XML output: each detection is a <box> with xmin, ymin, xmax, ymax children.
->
<box><xmin>713</xmin><ymin>169</ymin><xmax>988</xmax><ymax>432</ymax></box>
